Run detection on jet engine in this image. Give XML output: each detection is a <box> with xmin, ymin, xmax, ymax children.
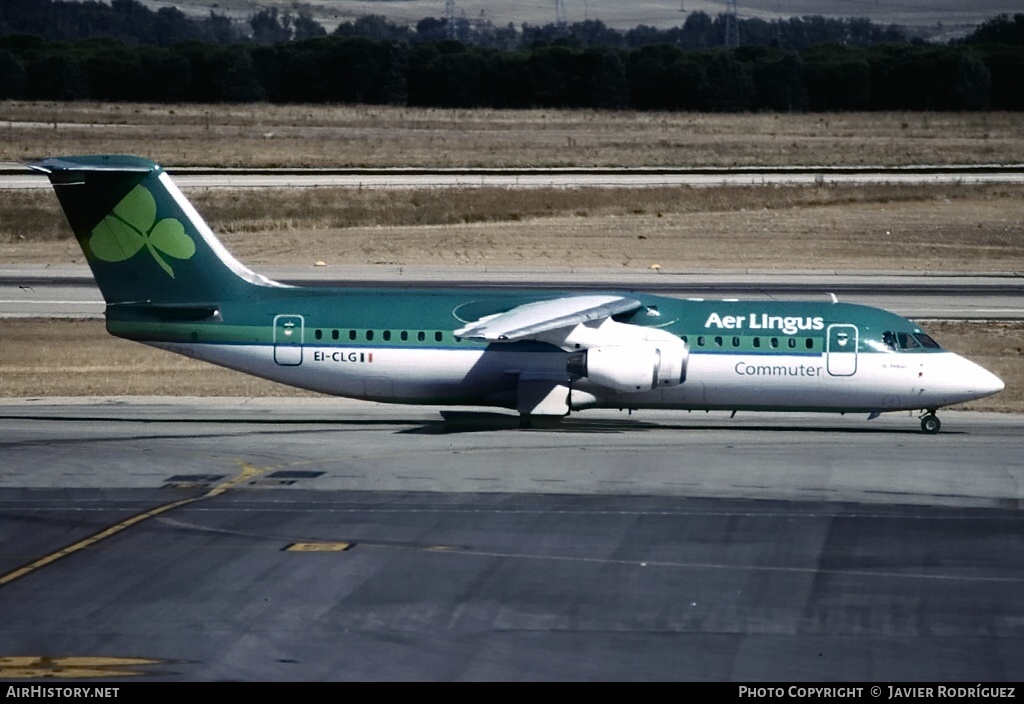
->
<box><xmin>566</xmin><ymin>340</ymin><xmax>688</xmax><ymax>393</ymax></box>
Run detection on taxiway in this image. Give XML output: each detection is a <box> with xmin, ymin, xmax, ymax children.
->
<box><xmin>1</xmin><ymin>399</ymin><xmax>1022</xmax><ymax>680</ymax></box>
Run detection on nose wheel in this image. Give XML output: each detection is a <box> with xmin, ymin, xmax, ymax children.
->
<box><xmin>920</xmin><ymin>412</ymin><xmax>941</xmax><ymax>434</ymax></box>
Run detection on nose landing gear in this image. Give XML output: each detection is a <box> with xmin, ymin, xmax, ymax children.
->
<box><xmin>919</xmin><ymin>411</ymin><xmax>941</xmax><ymax>434</ymax></box>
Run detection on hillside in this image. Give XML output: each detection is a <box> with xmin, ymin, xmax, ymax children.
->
<box><xmin>67</xmin><ymin>0</ymin><xmax>1024</xmax><ymax>38</ymax></box>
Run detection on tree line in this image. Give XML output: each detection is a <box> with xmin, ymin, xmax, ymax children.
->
<box><xmin>0</xmin><ymin>1</ymin><xmax>1021</xmax><ymax>111</ymax></box>
<box><xmin>0</xmin><ymin>0</ymin><xmax>912</xmax><ymax>51</ymax></box>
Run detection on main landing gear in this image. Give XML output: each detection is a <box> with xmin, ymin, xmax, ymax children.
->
<box><xmin>919</xmin><ymin>410</ymin><xmax>941</xmax><ymax>435</ymax></box>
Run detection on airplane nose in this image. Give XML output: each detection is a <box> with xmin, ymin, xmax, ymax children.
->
<box><xmin>960</xmin><ymin>358</ymin><xmax>1004</xmax><ymax>399</ymax></box>
<box><xmin>928</xmin><ymin>354</ymin><xmax>1005</xmax><ymax>406</ymax></box>
<box><xmin>982</xmin><ymin>369</ymin><xmax>1005</xmax><ymax>396</ymax></box>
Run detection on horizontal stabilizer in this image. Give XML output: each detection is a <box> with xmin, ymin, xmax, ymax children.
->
<box><xmin>29</xmin><ymin>156</ymin><xmax>155</xmax><ymax>175</ymax></box>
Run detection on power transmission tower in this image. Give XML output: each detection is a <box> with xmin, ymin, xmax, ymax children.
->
<box><xmin>724</xmin><ymin>0</ymin><xmax>739</xmax><ymax>47</ymax></box>
<box><xmin>556</xmin><ymin>0</ymin><xmax>568</xmax><ymax>30</ymax></box>
<box><xmin>446</xmin><ymin>0</ymin><xmax>456</xmax><ymax>39</ymax></box>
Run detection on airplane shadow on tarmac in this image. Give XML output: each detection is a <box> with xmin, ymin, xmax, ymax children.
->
<box><xmin>402</xmin><ymin>411</ymin><xmax>943</xmax><ymax>435</ymax></box>
<box><xmin>0</xmin><ymin>411</ymin><xmax>951</xmax><ymax>437</ymax></box>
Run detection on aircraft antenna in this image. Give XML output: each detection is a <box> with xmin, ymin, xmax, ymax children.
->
<box><xmin>724</xmin><ymin>0</ymin><xmax>740</xmax><ymax>47</ymax></box>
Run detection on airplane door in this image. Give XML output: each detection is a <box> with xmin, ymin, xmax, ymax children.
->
<box><xmin>826</xmin><ymin>324</ymin><xmax>858</xmax><ymax>376</ymax></box>
<box><xmin>273</xmin><ymin>314</ymin><xmax>304</xmax><ymax>366</ymax></box>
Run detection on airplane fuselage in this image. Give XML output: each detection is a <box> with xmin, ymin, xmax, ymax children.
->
<box><xmin>109</xmin><ymin>289</ymin><xmax>1002</xmax><ymax>416</ymax></box>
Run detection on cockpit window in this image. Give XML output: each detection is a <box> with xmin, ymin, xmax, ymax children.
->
<box><xmin>897</xmin><ymin>332</ymin><xmax>921</xmax><ymax>350</ymax></box>
<box><xmin>880</xmin><ymin>330</ymin><xmax>943</xmax><ymax>352</ymax></box>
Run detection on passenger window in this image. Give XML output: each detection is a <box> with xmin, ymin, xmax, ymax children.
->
<box><xmin>770</xmin><ymin>338</ymin><xmax>779</xmax><ymax>349</ymax></box>
<box><xmin>366</xmin><ymin>330</ymin><xmax>374</xmax><ymax>341</ymax></box>
<box><xmin>714</xmin><ymin>336</ymin><xmax>723</xmax><ymax>347</ymax></box>
<box><xmin>788</xmin><ymin>338</ymin><xmax>796</xmax><ymax>349</ymax></box>
<box><xmin>314</xmin><ymin>329</ymin><xmax>323</xmax><ymax>340</ymax></box>
<box><xmin>805</xmin><ymin>338</ymin><xmax>814</xmax><ymax>349</ymax></box>
<box><xmin>349</xmin><ymin>330</ymin><xmax>357</xmax><ymax>341</ymax></box>
<box><xmin>753</xmin><ymin>338</ymin><xmax>761</xmax><ymax>348</ymax></box>
<box><xmin>400</xmin><ymin>331</ymin><xmax>408</xmax><ymax>341</ymax></box>
<box><xmin>418</xmin><ymin>331</ymin><xmax>425</xmax><ymax>342</ymax></box>
<box><xmin>332</xmin><ymin>329</ymin><xmax>339</xmax><ymax>341</ymax></box>
<box><xmin>732</xmin><ymin>336</ymin><xmax>740</xmax><ymax>347</ymax></box>
<box><xmin>435</xmin><ymin>332</ymin><xmax>443</xmax><ymax>342</ymax></box>
<box><xmin>383</xmin><ymin>330</ymin><xmax>391</xmax><ymax>341</ymax></box>
<box><xmin>697</xmin><ymin>336</ymin><xmax>706</xmax><ymax>347</ymax></box>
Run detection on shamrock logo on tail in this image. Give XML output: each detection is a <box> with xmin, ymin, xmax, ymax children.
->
<box><xmin>88</xmin><ymin>185</ymin><xmax>196</xmax><ymax>278</ymax></box>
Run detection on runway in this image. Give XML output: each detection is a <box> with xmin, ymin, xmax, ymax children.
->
<box><xmin>3</xmin><ymin>265</ymin><xmax>1023</xmax><ymax>320</ymax></box>
<box><xmin>1</xmin><ymin>399</ymin><xmax>1022</xmax><ymax>680</ymax></box>
<box><xmin>5</xmin><ymin>165</ymin><xmax>1024</xmax><ymax>190</ymax></box>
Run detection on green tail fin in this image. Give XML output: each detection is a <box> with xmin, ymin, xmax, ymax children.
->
<box><xmin>31</xmin><ymin>155</ymin><xmax>281</xmax><ymax>305</ymax></box>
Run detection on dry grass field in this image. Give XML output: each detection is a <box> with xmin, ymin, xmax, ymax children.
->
<box><xmin>1</xmin><ymin>101</ymin><xmax>1021</xmax><ymax>412</ymax></box>
<box><xmin>4</xmin><ymin>183</ymin><xmax>1023</xmax><ymax>272</ymax></box>
<box><xmin>3</xmin><ymin>102</ymin><xmax>1024</xmax><ymax>168</ymax></box>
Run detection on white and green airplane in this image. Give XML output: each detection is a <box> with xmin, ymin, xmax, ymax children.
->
<box><xmin>32</xmin><ymin>155</ymin><xmax>1004</xmax><ymax>433</ymax></box>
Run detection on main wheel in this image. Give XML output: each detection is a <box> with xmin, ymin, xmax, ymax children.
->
<box><xmin>920</xmin><ymin>415</ymin><xmax>941</xmax><ymax>434</ymax></box>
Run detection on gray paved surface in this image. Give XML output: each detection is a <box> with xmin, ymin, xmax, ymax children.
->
<box><xmin>5</xmin><ymin>166</ymin><xmax>1024</xmax><ymax>191</ymax></box>
<box><xmin>1</xmin><ymin>399</ymin><xmax>1022</xmax><ymax>680</ymax></box>
<box><xmin>3</xmin><ymin>266</ymin><xmax>1022</xmax><ymax>319</ymax></box>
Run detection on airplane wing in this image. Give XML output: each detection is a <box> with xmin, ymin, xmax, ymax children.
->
<box><xmin>454</xmin><ymin>295</ymin><xmax>642</xmax><ymax>342</ymax></box>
